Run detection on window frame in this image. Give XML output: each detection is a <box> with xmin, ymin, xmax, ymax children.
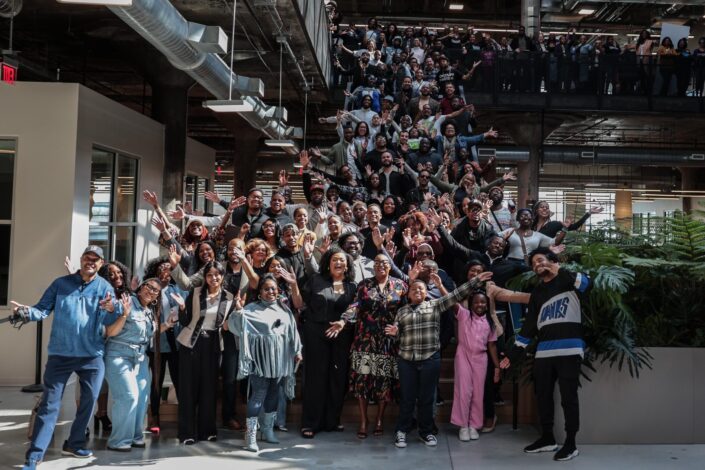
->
<box><xmin>88</xmin><ymin>145</ymin><xmax>140</xmax><ymax>271</ymax></box>
<box><xmin>0</xmin><ymin>137</ymin><xmax>17</xmax><ymax>307</ymax></box>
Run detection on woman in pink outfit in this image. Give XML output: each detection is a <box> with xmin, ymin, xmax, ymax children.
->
<box><xmin>450</xmin><ymin>261</ymin><xmax>531</xmax><ymax>441</ymax></box>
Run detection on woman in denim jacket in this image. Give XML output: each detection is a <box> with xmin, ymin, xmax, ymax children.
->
<box><xmin>104</xmin><ymin>278</ymin><xmax>162</xmax><ymax>451</ymax></box>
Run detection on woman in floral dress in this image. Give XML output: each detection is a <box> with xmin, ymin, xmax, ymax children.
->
<box><xmin>326</xmin><ymin>253</ymin><xmax>408</xmax><ymax>439</ymax></box>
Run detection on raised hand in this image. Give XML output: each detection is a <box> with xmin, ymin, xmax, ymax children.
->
<box><xmin>318</xmin><ymin>235</ymin><xmax>332</xmax><ymax>254</ymax></box>
<box><xmin>151</xmin><ymin>215</ymin><xmax>166</xmax><ymax>233</ymax></box>
<box><xmin>402</xmin><ymin>228</ymin><xmax>412</xmax><ymax>249</ymax></box>
<box><xmin>484</xmin><ymin>127</ymin><xmax>499</xmax><ymax>139</ymax></box>
<box><xmin>302</xmin><ymin>233</ymin><xmax>315</xmax><ymax>259</ymax></box>
<box><xmin>231</xmin><ymin>246</ymin><xmax>247</xmax><ymax>262</ymax></box>
<box><xmin>384</xmin><ymin>227</ymin><xmax>396</xmax><ymax>245</ymax></box>
<box><xmin>130</xmin><ymin>276</ymin><xmax>140</xmax><ymax>292</ymax></box>
<box><xmin>277</xmin><ymin>266</ymin><xmax>297</xmax><ymax>286</ymax></box>
<box><xmin>385</xmin><ymin>240</ymin><xmax>397</xmax><ymax>259</ymax></box>
<box><xmin>228</xmin><ymin>196</ymin><xmax>247</xmax><ymax>212</ymax></box>
<box><xmin>299</xmin><ymin>150</ymin><xmax>311</xmax><ymax>169</ymax></box>
<box><xmin>365</xmin><ymin>164</ymin><xmax>373</xmax><ymax>177</ymax></box>
<box><xmin>477</xmin><ymin>271</ymin><xmax>493</xmax><ymax>283</ymax></box>
<box><xmin>427</xmin><ymin>208</ymin><xmax>442</xmax><ymax>227</ymax></box>
<box><xmin>168</xmin><ymin>244</ymin><xmax>182</xmax><ymax>268</ymax></box>
<box><xmin>170</xmin><ymin>292</ymin><xmax>185</xmax><ymax>311</ymax></box>
<box><xmin>204</xmin><ymin>191</ymin><xmax>221</xmax><ymax>204</ymax></box>
<box><xmin>99</xmin><ymin>292</ymin><xmax>115</xmax><ymax>313</ymax></box>
<box><xmin>142</xmin><ymin>189</ymin><xmax>159</xmax><ymax>207</ymax></box>
<box><xmin>64</xmin><ymin>256</ymin><xmax>76</xmax><ymax>274</ymax></box>
<box><xmin>233</xmin><ymin>291</ymin><xmax>244</xmax><ymax>311</ymax></box>
<box><xmin>119</xmin><ymin>293</ymin><xmax>131</xmax><ymax>317</ymax></box>
<box><xmin>502</xmin><ymin>169</ymin><xmax>517</xmax><ymax>181</ymax></box>
<box><xmin>371</xmin><ymin>226</ymin><xmax>384</xmax><ymax>249</ymax></box>
<box><xmin>408</xmin><ymin>261</ymin><xmax>423</xmax><ymax>281</ymax></box>
<box><xmin>550</xmin><ymin>244</ymin><xmax>566</xmax><ymax>255</ymax></box>
<box><xmin>429</xmin><ymin>272</ymin><xmax>442</xmax><ymax>287</ymax></box>
<box><xmin>238</xmin><ymin>223</ymin><xmax>250</xmax><ymax>240</ymax></box>
<box><xmin>167</xmin><ymin>207</ymin><xmax>186</xmax><ymax>221</ymax></box>
<box><xmin>589</xmin><ymin>205</ymin><xmax>604</xmax><ymax>215</ymax></box>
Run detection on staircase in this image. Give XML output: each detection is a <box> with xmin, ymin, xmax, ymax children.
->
<box><xmin>154</xmin><ymin>341</ymin><xmax>537</xmax><ymax>428</ymax></box>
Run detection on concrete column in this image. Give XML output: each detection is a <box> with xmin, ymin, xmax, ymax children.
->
<box><xmin>495</xmin><ymin>112</ymin><xmax>567</xmax><ymax>209</ymax></box>
<box><xmin>151</xmin><ymin>85</ymin><xmax>190</xmax><ymax>209</ymax></box>
<box><xmin>212</xmin><ymin>115</ymin><xmax>265</xmax><ymax>196</ymax></box>
<box><xmin>521</xmin><ymin>0</ymin><xmax>541</xmax><ymax>38</ymax></box>
<box><xmin>679</xmin><ymin>167</ymin><xmax>704</xmax><ymax>214</ymax></box>
<box><xmin>615</xmin><ymin>189</ymin><xmax>632</xmax><ymax>231</ymax></box>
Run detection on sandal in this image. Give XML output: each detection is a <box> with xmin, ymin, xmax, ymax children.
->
<box><xmin>357</xmin><ymin>421</ymin><xmax>368</xmax><ymax>439</ymax></box>
<box><xmin>301</xmin><ymin>428</ymin><xmax>315</xmax><ymax>439</ymax></box>
<box><xmin>335</xmin><ymin>424</ymin><xmax>345</xmax><ymax>432</ymax></box>
<box><xmin>373</xmin><ymin>423</ymin><xmax>384</xmax><ymax>436</ymax></box>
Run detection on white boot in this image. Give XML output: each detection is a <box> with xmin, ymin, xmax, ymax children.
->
<box><xmin>261</xmin><ymin>412</ymin><xmax>280</xmax><ymax>444</ymax></box>
<box><xmin>244</xmin><ymin>417</ymin><xmax>259</xmax><ymax>452</ymax></box>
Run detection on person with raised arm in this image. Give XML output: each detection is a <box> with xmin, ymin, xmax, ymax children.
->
<box><xmin>8</xmin><ymin>246</ymin><xmax>118</xmax><ymax>470</ymax></box>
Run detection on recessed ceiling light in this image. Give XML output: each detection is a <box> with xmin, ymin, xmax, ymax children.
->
<box><xmin>578</xmin><ymin>8</ymin><xmax>595</xmax><ymax>15</ymax></box>
<box><xmin>449</xmin><ymin>3</ymin><xmax>464</xmax><ymax>11</ymax></box>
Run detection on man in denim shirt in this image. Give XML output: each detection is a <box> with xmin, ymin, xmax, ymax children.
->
<box><xmin>10</xmin><ymin>246</ymin><xmax>118</xmax><ymax>469</ymax></box>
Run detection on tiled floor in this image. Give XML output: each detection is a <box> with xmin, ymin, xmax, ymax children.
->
<box><xmin>1</xmin><ymin>383</ymin><xmax>703</xmax><ymax>469</ymax></box>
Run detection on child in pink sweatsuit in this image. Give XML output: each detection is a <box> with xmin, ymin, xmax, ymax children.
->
<box><xmin>450</xmin><ymin>292</ymin><xmax>501</xmax><ymax>441</ymax></box>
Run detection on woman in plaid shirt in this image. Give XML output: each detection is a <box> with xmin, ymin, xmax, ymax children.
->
<box><xmin>386</xmin><ymin>271</ymin><xmax>492</xmax><ymax>448</ymax></box>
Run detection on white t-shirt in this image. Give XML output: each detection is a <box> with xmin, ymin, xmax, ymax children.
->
<box><xmin>501</xmin><ymin>229</ymin><xmax>554</xmax><ymax>261</ymax></box>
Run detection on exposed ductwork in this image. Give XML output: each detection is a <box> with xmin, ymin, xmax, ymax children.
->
<box><xmin>107</xmin><ymin>0</ymin><xmax>301</xmax><ymax>153</ymax></box>
<box><xmin>0</xmin><ymin>0</ymin><xmax>22</xmax><ymax>18</ymax></box>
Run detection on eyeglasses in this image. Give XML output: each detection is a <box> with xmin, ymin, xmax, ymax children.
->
<box><xmin>374</xmin><ymin>260</ymin><xmax>390</xmax><ymax>266</ymax></box>
<box><xmin>143</xmin><ymin>284</ymin><xmax>161</xmax><ymax>294</ymax></box>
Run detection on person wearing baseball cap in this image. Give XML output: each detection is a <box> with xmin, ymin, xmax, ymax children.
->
<box><xmin>9</xmin><ymin>246</ymin><xmax>120</xmax><ymax>468</ymax></box>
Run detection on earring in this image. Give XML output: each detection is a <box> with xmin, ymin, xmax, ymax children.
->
<box><xmin>151</xmin><ymin>299</ymin><xmax>158</xmax><ymax>306</ymax></box>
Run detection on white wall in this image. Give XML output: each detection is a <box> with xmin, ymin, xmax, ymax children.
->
<box><xmin>185</xmin><ymin>137</ymin><xmax>215</xmax><ymax>182</ymax></box>
<box><xmin>0</xmin><ymin>82</ymin><xmax>166</xmax><ymax>385</ymax></box>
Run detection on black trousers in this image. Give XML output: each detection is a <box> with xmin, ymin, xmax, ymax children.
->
<box><xmin>483</xmin><ymin>351</ymin><xmax>498</xmax><ymax>421</ymax></box>
<box><xmin>533</xmin><ymin>355</ymin><xmax>581</xmax><ymax>437</ymax></box>
<box><xmin>147</xmin><ymin>351</ymin><xmax>179</xmax><ymax>417</ymax></box>
<box><xmin>301</xmin><ymin>321</ymin><xmax>352</xmax><ymax>432</ymax></box>
<box><xmin>221</xmin><ymin>331</ymin><xmax>239</xmax><ymax>423</ymax></box>
<box><xmin>178</xmin><ymin>333</ymin><xmax>220</xmax><ymax>441</ymax></box>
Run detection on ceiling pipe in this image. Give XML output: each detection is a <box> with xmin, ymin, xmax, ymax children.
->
<box><xmin>0</xmin><ymin>0</ymin><xmax>22</xmax><ymax>18</ymax></box>
<box><xmin>106</xmin><ymin>0</ymin><xmax>301</xmax><ymax>154</ymax></box>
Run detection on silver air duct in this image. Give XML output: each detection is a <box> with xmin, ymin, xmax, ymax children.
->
<box><xmin>107</xmin><ymin>0</ymin><xmax>301</xmax><ymax>153</ymax></box>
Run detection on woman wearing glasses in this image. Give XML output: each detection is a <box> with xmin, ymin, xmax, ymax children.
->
<box><xmin>226</xmin><ymin>274</ymin><xmax>302</xmax><ymax>452</ymax></box>
<box><xmin>104</xmin><ymin>278</ymin><xmax>163</xmax><ymax>451</ymax></box>
<box><xmin>326</xmin><ymin>253</ymin><xmax>408</xmax><ymax>439</ymax></box>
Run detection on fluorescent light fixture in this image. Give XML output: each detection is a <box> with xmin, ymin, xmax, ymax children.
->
<box><xmin>265</xmin><ymin>139</ymin><xmax>296</xmax><ymax>148</ymax></box>
<box><xmin>449</xmin><ymin>3</ymin><xmax>464</xmax><ymax>10</ymax></box>
<box><xmin>202</xmin><ymin>99</ymin><xmax>254</xmax><ymax>113</ymax></box>
<box><xmin>578</xmin><ymin>8</ymin><xmax>595</xmax><ymax>15</ymax></box>
<box><xmin>57</xmin><ymin>0</ymin><xmax>133</xmax><ymax>5</ymax></box>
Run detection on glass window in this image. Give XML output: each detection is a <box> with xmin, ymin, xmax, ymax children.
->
<box><xmin>0</xmin><ymin>138</ymin><xmax>14</xmax><ymax>306</ymax></box>
<box><xmin>184</xmin><ymin>175</ymin><xmax>210</xmax><ymax>213</ymax></box>
<box><xmin>89</xmin><ymin>147</ymin><xmax>139</xmax><ymax>271</ymax></box>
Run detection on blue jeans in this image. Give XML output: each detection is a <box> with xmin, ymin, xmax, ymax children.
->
<box><xmin>104</xmin><ymin>350</ymin><xmax>151</xmax><ymax>448</ymax></box>
<box><xmin>276</xmin><ymin>383</ymin><xmax>287</xmax><ymax>427</ymax></box>
<box><xmin>247</xmin><ymin>376</ymin><xmax>281</xmax><ymax>418</ymax></box>
<box><xmin>26</xmin><ymin>355</ymin><xmax>104</xmax><ymax>463</ymax></box>
<box><xmin>396</xmin><ymin>352</ymin><xmax>440</xmax><ymax>436</ymax></box>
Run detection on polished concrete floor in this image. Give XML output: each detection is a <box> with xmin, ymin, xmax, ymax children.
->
<box><xmin>1</xmin><ymin>383</ymin><xmax>703</xmax><ymax>470</ymax></box>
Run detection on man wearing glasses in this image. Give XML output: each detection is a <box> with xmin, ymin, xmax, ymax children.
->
<box><xmin>8</xmin><ymin>246</ymin><xmax>119</xmax><ymax>470</ymax></box>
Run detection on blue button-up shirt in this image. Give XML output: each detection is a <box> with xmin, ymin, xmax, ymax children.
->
<box><xmin>28</xmin><ymin>273</ymin><xmax>118</xmax><ymax>357</ymax></box>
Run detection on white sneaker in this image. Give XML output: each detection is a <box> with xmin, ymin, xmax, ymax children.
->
<box><xmin>470</xmin><ymin>428</ymin><xmax>480</xmax><ymax>440</ymax></box>
<box><xmin>395</xmin><ymin>431</ymin><xmax>407</xmax><ymax>448</ymax></box>
<box><xmin>419</xmin><ymin>434</ymin><xmax>437</xmax><ymax>447</ymax></box>
<box><xmin>458</xmin><ymin>427</ymin><xmax>471</xmax><ymax>441</ymax></box>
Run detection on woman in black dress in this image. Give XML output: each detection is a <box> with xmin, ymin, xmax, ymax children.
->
<box><xmin>532</xmin><ymin>200</ymin><xmax>603</xmax><ymax>238</ymax></box>
<box><xmin>300</xmin><ymin>247</ymin><xmax>357</xmax><ymax>438</ymax></box>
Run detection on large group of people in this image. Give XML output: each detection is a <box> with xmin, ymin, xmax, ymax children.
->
<box><xmin>326</xmin><ymin>12</ymin><xmax>705</xmax><ymax>97</ymax></box>
<box><xmin>6</xmin><ymin>12</ymin><xmax>625</xmax><ymax>470</ymax></box>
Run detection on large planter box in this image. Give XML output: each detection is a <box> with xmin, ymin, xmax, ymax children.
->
<box><xmin>552</xmin><ymin>348</ymin><xmax>705</xmax><ymax>444</ymax></box>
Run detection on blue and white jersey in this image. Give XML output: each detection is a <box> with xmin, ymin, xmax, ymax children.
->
<box><xmin>514</xmin><ymin>269</ymin><xmax>590</xmax><ymax>359</ymax></box>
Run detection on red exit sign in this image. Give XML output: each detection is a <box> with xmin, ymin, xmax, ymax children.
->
<box><xmin>1</xmin><ymin>63</ymin><xmax>17</xmax><ymax>85</ymax></box>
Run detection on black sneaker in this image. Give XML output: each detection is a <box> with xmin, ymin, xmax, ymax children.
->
<box><xmin>523</xmin><ymin>436</ymin><xmax>558</xmax><ymax>453</ymax></box>
<box><xmin>554</xmin><ymin>444</ymin><xmax>579</xmax><ymax>461</ymax></box>
<box><xmin>394</xmin><ymin>431</ymin><xmax>407</xmax><ymax>448</ymax></box>
<box><xmin>419</xmin><ymin>433</ymin><xmax>437</xmax><ymax>447</ymax></box>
